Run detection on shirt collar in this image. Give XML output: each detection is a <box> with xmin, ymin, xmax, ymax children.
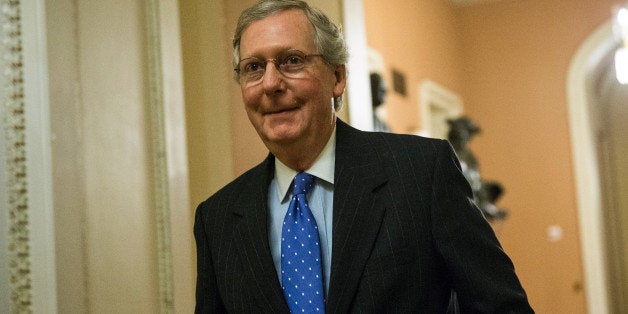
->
<box><xmin>275</xmin><ymin>126</ymin><xmax>336</xmax><ymax>201</ymax></box>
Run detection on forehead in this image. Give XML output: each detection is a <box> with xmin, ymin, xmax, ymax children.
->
<box><xmin>239</xmin><ymin>9</ymin><xmax>316</xmax><ymax>57</ymax></box>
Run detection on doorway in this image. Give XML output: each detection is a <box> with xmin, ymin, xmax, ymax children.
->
<box><xmin>568</xmin><ymin>19</ymin><xmax>628</xmax><ymax>313</ymax></box>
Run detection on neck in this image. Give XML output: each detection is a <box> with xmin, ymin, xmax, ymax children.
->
<box><xmin>267</xmin><ymin>126</ymin><xmax>334</xmax><ymax>172</ymax></box>
<box><xmin>275</xmin><ymin>149</ymin><xmax>320</xmax><ymax>172</ymax></box>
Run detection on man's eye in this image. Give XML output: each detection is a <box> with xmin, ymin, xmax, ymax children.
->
<box><xmin>244</xmin><ymin>61</ymin><xmax>264</xmax><ymax>72</ymax></box>
<box><xmin>283</xmin><ymin>55</ymin><xmax>305</xmax><ymax>66</ymax></box>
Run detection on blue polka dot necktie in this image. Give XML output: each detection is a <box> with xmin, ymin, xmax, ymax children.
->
<box><xmin>281</xmin><ymin>172</ymin><xmax>325</xmax><ymax>313</ymax></box>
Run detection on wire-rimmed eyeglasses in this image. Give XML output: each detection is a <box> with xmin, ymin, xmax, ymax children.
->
<box><xmin>235</xmin><ymin>49</ymin><xmax>324</xmax><ymax>84</ymax></box>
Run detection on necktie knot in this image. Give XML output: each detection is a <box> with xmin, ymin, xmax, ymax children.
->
<box><xmin>293</xmin><ymin>172</ymin><xmax>314</xmax><ymax>197</ymax></box>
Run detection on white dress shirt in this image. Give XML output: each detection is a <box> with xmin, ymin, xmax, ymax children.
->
<box><xmin>268</xmin><ymin>126</ymin><xmax>336</xmax><ymax>296</ymax></box>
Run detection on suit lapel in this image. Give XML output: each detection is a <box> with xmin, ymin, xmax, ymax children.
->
<box><xmin>231</xmin><ymin>156</ymin><xmax>290</xmax><ymax>312</ymax></box>
<box><xmin>327</xmin><ymin>120</ymin><xmax>389</xmax><ymax>313</ymax></box>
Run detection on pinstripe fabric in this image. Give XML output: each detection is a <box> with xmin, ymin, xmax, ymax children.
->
<box><xmin>194</xmin><ymin>119</ymin><xmax>533</xmax><ymax>313</ymax></box>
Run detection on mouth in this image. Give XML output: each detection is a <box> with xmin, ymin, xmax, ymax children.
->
<box><xmin>264</xmin><ymin>104</ymin><xmax>300</xmax><ymax>116</ymax></box>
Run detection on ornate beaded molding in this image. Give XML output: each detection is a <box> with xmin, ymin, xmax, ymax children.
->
<box><xmin>1</xmin><ymin>0</ymin><xmax>33</xmax><ymax>312</ymax></box>
<box><xmin>145</xmin><ymin>0</ymin><xmax>175</xmax><ymax>312</ymax></box>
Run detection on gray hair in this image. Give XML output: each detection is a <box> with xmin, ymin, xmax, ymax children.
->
<box><xmin>232</xmin><ymin>0</ymin><xmax>348</xmax><ymax>110</ymax></box>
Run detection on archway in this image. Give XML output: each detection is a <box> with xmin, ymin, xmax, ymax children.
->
<box><xmin>567</xmin><ymin>20</ymin><xmax>615</xmax><ymax>314</ymax></box>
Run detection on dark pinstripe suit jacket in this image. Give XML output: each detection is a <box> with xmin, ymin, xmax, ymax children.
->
<box><xmin>194</xmin><ymin>119</ymin><xmax>533</xmax><ymax>313</ymax></box>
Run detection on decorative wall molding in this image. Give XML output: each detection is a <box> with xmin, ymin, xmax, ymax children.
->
<box><xmin>145</xmin><ymin>0</ymin><xmax>175</xmax><ymax>312</ymax></box>
<box><xmin>0</xmin><ymin>0</ymin><xmax>32</xmax><ymax>312</ymax></box>
<box><xmin>418</xmin><ymin>80</ymin><xmax>463</xmax><ymax>138</ymax></box>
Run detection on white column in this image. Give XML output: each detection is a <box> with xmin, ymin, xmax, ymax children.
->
<box><xmin>21</xmin><ymin>0</ymin><xmax>58</xmax><ymax>312</ymax></box>
<box><xmin>342</xmin><ymin>0</ymin><xmax>374</xmax><ymax>131</ymax></box>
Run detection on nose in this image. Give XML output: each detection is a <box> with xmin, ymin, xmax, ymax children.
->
<box><xmin>261</xmin><ymin>60</ymin><xmax>285</xmax><ymax>95</ymax></box>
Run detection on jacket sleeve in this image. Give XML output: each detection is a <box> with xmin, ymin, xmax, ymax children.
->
<box><xmin>431</xmin><ymin>140</ymin><xmax>534</xmax><ymax>313</ymax></box>
<box><xmin>194</xmin><ymin>201</ymin><xmax>227</xmax><ymax>313</ymax></box>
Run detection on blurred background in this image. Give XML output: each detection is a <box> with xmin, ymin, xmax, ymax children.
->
<box><xmin>1</xmin><ymin>0</ymin><xmax>626</xmax><ymax>313</ymax></box>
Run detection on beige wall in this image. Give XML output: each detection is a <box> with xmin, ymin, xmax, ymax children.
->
<box><xmin>46</xmin><ymin>0</ymin><xmax>88</xmax><ymax>311</ymax></box>
<box><xmin>78</xmin><ymin>2</ymin><xmax>160</xmax><ymax>311</ymax></box>
<box><xmin>48</xmin><ymin>0</ymin><xmax>194</xmax><ymax>312</ymax></box>
<box><xmin>457</xmin><ymin>1</ymin><xmax>622</xmax><ymax>312</ymax></box>
<box><xmin>179</xmin><ymin>0</ymin><xmax>239</xmax><ymax>210</ymax></box>
<box><xmin>365</xmin><ymin>0</ymin><xmax>623</xmax><ymax>312</ymax></box>
<box><xmin>364</xmin><ymin>0</ymin><xmax>462</xmax><ymax>134</ymax></box>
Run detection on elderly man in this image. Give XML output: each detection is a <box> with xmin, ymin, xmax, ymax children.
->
<box><xmin>194</xmin><ymin>0</ymin><xmax>533</xmax><ymax>313</ymax></box>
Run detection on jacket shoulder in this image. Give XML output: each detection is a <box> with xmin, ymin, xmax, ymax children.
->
<box><xmin>366</xmin><ymin>130</ymin><xmax>452</xmax><ymax>164</ymax></box>
<box><xmin>339</xmin><ymin>120</ymin><xmax>446</xmax><ymax>151</ymax></box>
<box><xmin>196</xmin><ymin>155</ymin><xmax>273</xmax><ymax>214</ymax></box>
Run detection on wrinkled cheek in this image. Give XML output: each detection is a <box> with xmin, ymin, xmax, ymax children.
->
<box><xmin>241</xmin><ymin>87</ymin><xmax>261</xmax><ymax>108</ymax></box>
<box><xmin>242</xmin><ymin>95</ymin><xmax>262</xmax><ymax>120</ymax></box>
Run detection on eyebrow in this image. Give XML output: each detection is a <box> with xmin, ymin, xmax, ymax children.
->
<box><xmin>239</xmin><ymin>48</ymin><xmax>304</xmax><ymax>60</ymax></box>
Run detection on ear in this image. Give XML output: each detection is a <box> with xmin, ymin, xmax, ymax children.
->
<box><xmin>332</xmin><ymin>64</ymin><xmax>347</xmax><ymax>98</ymax></box>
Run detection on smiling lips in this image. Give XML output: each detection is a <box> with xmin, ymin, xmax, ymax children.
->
<box><xmin>267</xmin><ymin>108</ymin><xmax>296</xmax><ymax>115</ymax></box>
<box><xmin>263</xmin><ymin>103</ymin><xmax>301</xmax><ymax>116</ymax></box>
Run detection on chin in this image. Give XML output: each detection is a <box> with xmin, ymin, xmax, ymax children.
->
<box><xmin>263</xmin><ymin>128</ymin><xmax>302</xmax><ymax>144</ymax></box>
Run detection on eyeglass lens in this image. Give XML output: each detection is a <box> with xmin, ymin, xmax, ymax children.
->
<box><xmin>237</xmin><ymin>50</ymin><xmax>321</xmax><ymax>82</ymax></box>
